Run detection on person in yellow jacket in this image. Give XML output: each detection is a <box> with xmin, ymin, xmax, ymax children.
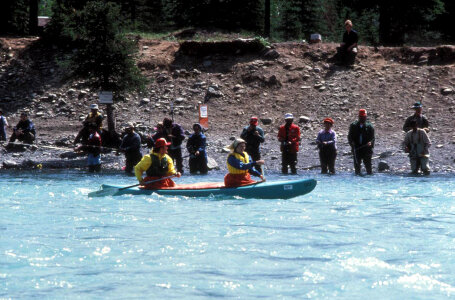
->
<box><xmin>224</xmin><ymin>138</ymin><xmax>265</xmax><ymax>187</ymax></box>
<box><xmin>135</xmin><ymin>138</ymin><xmax>181</xmax><ymax>189</ymax></box>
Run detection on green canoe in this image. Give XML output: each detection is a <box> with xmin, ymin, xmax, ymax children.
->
<box><xmin>89</xmin><ymin>178</ymin><xmax>317</xmax><ymax>199</ymax></box>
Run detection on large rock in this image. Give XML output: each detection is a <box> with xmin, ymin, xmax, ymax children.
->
<box><xmin>378</xmin><ymin>160</ymin><xmax>390</xmax><ymax>172</ymax></box>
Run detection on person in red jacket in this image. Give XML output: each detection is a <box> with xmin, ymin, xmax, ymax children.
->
<box><xmin>277</xmin><ymin>113</ymin><xmax>301</xmax><ymax>174</ymax></box>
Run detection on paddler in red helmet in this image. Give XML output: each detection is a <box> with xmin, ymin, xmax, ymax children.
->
<box><xmin>134</xmin><ymin>138</ymin><xmax>181</xmax><ymax>189</ymax></box>
<box><xmin>224</xmin><ymin>138</ymin><xmax>265</xmax><ymax>187</ymax></box>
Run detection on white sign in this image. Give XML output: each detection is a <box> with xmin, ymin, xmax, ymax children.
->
<box><xmin>200</xmin><ymin>105</ymin><xmax>208</xmax><ymax>118</ymax></box>
<box><xmin>99</xmin><ymin>91</ymin><xmax>113</xmax><ymax>104</ymax></box>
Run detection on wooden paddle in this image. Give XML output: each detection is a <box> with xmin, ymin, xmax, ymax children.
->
<box><xmin>88</xmin><ymin>174</ymin><xmax>177</xmax><ymax>197</ymax></box>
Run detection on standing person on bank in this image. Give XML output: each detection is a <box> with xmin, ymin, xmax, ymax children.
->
<box><xmin>240</xmin><ymin>116</ymin><xmax>265</xmax><ymax>173</ymax></box>
<box><xmin>134</xmin><ymin>138</ymin><xmax>181</xmax><ymax>189</ymax></box>
<box><xmin>348</xmin><ymin>109</ymin><xmax>375</xmax><ymax>175</ymax></box>
<box><xmin>186</xmin><ymin>123</ymin><xmax>208</xmax><ymax>175</ymax></box>
<box><xmin>119</xmin><ymin>122</ymin><xmax>142</xmax><ymax>174</ymax></box>
<box><xmin>224</xmin><ymin>138</ymin><xmax>265</xmax><ymax>187</ymax></box>
<box><xmin>316</xmin><ymin>118</ymin><xmax>337</xmax><ymax>174</ymax></box>
<box><xmin>403</xmin><ymin>102</ymin><xmax>430</xmax><ymax>133</ymax></box>
<box><xmin>277</xmin><ymin>113</ymin><xmax>301</xmax><ymax>174</ymax></box>
<box><xmin>74</xmin><ymin>104</ymin><xmax>103</xmax><ymax>145</ymax></box>
<box><xmin>0</xmin><ymin>110</ymin><xmax>9</xmax><ymax>141</ymax></box>
<box><xmin>9</xmin><ymin>112</ymin><xmax>36</xmax><ymax>144</ymax></box>
<box><xmin>76</xmin><ymin>124</ymin><xmax>102</xmax><ymax>172</ymax></box>
<box><xmin>163</xmin><ymin>118</ymin><xmax>185</xmax><ymax>174</ymax></box>
<box><xmin>404</xmin><ymin>119</ymin><xmax>431</xmax><ymax>175</ymax></box>
<box><xmin>336</xmin><ymin>19</ymin><xmax>359</xmax><ymax>65</ymax></box>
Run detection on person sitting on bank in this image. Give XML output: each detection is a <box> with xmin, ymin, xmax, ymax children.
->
<box><xmin>316</xmin><ymin>118</ymin><xmax>337</xmax><ymax>174</ymax></box>
<box><xmin>348</xmin><ymin>109</ymin><xmax>375</xmax><ymax>175</ymax></box>
<box><xmin>74</xmin><ymin>104</ymin><xmax>103</xmax><ymax>145</ymax></box>
<box><xmin>336</xmin><ymin>19</ymin><xmax>358</xmax><ymax>65</ymax></box>
<box><xmin>0</xmin><ymin>109</ymin><xmax>9</xmax><ymax>141</ymax></box>
<box><xmin>119</xmin><ymin>122</ymin><xmax>142</xmax><ymax>174</ymax></box>
<box><xmin>186</xmin><ymin>123</ymin><xmax>208</xmax><ymax>175</ymax></box>
<box><xmin>403</xmin><ymin>101</ymin><xmax>429</xmax><ymax>133</ymax></box>
<box><xmin>9</xmin><ymin>112</ymin><xmax>36</xmax><ymax>144</ymax></box>
<box><xmin>163</xmin><ymin>118</ymin><xmax>185</xmax><ymax>174</ymax></box>
<box><xmin>224</xmin><ymin>138</ymin><xmax>265</xmax><ymax>187</ymax></box>
<box><xmin>75</xmin><ymin>124</ymin><xmax>102</xmax><ymax>172</ymax></box>
<box><xmin>404</xmin><ymin>119</ymin><xmax>431</xmax><ymax>175</ymax></box>
<box><xmin>134</xmin><ymin>138</ymin><xmax>181</xmax><ymax>189</ymax></box>
<box><xmin>240</xmin><ymin>116</ymin><xmax>265</xmax><ymax>174</ymax></box>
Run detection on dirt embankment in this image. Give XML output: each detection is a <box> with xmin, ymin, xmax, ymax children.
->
<box><xmin>1</xmin><ymin>36</ymin><xmax>454</xmax><ymax>174</ymax></box>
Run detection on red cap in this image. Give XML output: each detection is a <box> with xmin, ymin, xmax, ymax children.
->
<box><xmin>250</xmin><ymin>117</ymin><xmax>258</xmax><ymax>126</ymax></box>
<box><xmin>358</xmin><ymin>109</ymin><xmax>367</xmax><ymax>117</ymax></box>
<box><xmin>323</xmin><ymin>117</ymin><xmax>334</xmax><ymax>124</ymax></box>
<box><xmin>154</xmin><ymin>138</ymin><xmax>171</xmax><ymax>148</ymax></box>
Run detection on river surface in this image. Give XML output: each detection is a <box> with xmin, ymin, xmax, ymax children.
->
<box><xmin>1</xmin><ymin>171</ymin><xmax>455</xmax><ymax>299</ymax></box>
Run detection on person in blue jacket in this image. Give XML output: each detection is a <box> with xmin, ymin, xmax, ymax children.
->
<box><xmin>186</xmin><ymin>123</ymin><xmax>208</xmax><ymax>174</ymax></box>
<box><xmin>9</xmin><ymin>112</ymin><xmax>36</xmax><ymax>144</ymax></box>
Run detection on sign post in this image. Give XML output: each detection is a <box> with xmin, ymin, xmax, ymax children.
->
<box><xmin>199</xmin><ymin>104</ymin><xmax>208</xmax><ymax>129</ymax></box>
<box><xmin>99</xmin><ymin>91</ymin><xmax>115</xmax><ymax>133</ymax></box>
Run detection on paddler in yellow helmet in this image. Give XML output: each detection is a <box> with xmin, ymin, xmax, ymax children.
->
<box><xmin>224</xmin><ymin>138</ymin><xmax>265</xmax><ymax>187</ymax></box>
<box><xmin>134</xmin><ymin>138</ymin><xmax>181</xmax><ymax>189</ymax></box>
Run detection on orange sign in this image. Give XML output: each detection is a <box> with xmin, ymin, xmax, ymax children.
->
<box><xmin>199</xmin><ymin>104</ymin><xmax>208</xmax><ymax>129</ymax></box>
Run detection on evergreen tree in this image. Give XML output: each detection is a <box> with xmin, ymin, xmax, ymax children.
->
<box><xmin>280</xmin><ymin>0</ymin><xmax>302</xmax><ymax>40</ymax></box>
<box><xmin>64</xmin><ymin>1</ymin><xmax>145</xmax><ymax>92</ymax></box>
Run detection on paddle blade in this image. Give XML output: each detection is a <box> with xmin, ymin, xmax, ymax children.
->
<box><xmin>88</xmin><ymin>186</ymin><xmax>119</xmax><ymax>197</ymax></box>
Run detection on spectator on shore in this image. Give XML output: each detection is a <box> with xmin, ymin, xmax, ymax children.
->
<box><xmin>119</xmin><ymin>122</ymin><xmax>142</xmax><ymax>174</ymax></box>
<box><xmin>163</xmin><ymin>118</ymin><xmax>185</xmax><ymax>174</ymax></box>
<box><xmin>240</xmin><ymin>116</ymin><xmax>265</xmax><ymax>174</ymax></box>
<box><xmin>9</xmin><ymin>112</ymin><xmax>36</xmax><ymax>144</ymax></box>
<box><xmin>336</xmin><ymin>19</ymin><xmax>358</xmax><ymax>65</ymax></box>
<box><xmin>316</xmin><ymin>118</ymin><xmax>337</xmax><ymax>174</ymax></box>
<box><xmin>277</xmin><ymin>113</ymin><xmax>300</xmax><ymax>174</ymax></box>
<box><xmin>186</xmin><ymin>123</ymin><xmax>208</xmax><ymax>175</ymax></box>
<box><xmin>134</xmin><ymin>138</ymin><xmax>181</xmax><ymax>189</ymax></box>
<box><xmin>76</xmin><ymin>124</ymin><xmax>102</xmax><ymax>172</ymax></box>
<box><xmin>403</xmin><ymin>102</ymin><xmax>429</xmax><ymax>133</ymax></box>
<box><xmin>224</xmin><ymin>138</ymin><xmax>265</xmax><ymax>187</ymax></box>
<box><xmin>0</xmin><ymin>110</ymin><xmax>9</xmax><ymax>141</ymax></box>
<box><xmin>74</xmin><ymin>104</ymin><xmax>103</xmax><ymax>145</ymax></box>
<box><xmin>404</xmin><ymin>119</ymin><xmax>431</xmax><ymax>175</ymax></box>
<box><xmin>348</xmin><ymin>109</ymin><xmax>375</xmax><ymax>175</ymax></box>
<box><xmin>146</xmin><ymin>122</ymin><xmax>165</xmax><ymax>148</ymax></box>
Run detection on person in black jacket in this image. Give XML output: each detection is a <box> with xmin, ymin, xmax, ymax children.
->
<box><xmin>336</xmin><ymin>19</ymin><xmax>359</xmax><ymax>65</ymax></box>
<box><xmin>119</xmin><ymin>123</ymin><xmax>142</xmax><ymax>174</ymax></box>
<box><xmin>9</xmin><ymin>112</ymin><xmax>36</xmax><ymax>144</ymax></box>
<box><xmin>186</xmin><ymin>123</ymin><xmax>208</xmax><ymax>174</ymax></box>
<box><xmin>240</xmin><ymin>116</ymin><xmax>265</xmax><ymax>173</ymax></box>
<box><xmin>348</xmin><ymin>109</ymin><xmax>375</xmax><ymax>175</ymax></box>
<box><xmin>402</xmin><ymin>102</ymin><xmax>430</xmax><ymax>133</ymax></box>
<box><xmin>163</xmin><ymin>118</ymin><xmax>185</xmax><ymax>174</ymax></box>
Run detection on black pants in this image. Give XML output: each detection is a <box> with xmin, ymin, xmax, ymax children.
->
<box><xmin>9</xmin><ymin>132</ymin><xmax>35</xmax><ymax>144</ymax></box>
<box><xmin>168</xmin><ymin>147</ymin><xmax>184</xmax><ymax>173</ymax></box>
<box><xmin>282</xmin><ymin>151</ymin><xmax>297</xmax><ymax>174</ymax></box>
<box><xmin>353</xmin><ymin>148</ymin><xmax>372</xmax><ymax>175</ymax></box>
<box><xmin>89</xmin><ymin>164</ymin><xmax>101</xmax><ymax>172</ymax></box>
<box><xmin>319</xmin><ymin>148</ymin><xmax>337</xmax><ymax>174</ymax></box>
<box><xmin>125</xmin><ymin>151</ymin><xmax>142</xmax><ymax>174</ymax></box>
<box><xmin>336</xmin><ymin>46</ymin><xmax>357</xmax><ymax>65</ymax></box>
<box><xmin>189</xmin><ymin>155</ymin><xmax>208</xmax><ymax>174</ymax></box>
<box><xmin>246</xmin><ymin>148</ymin><xmax>262</xmax><ymax>174</ymax></box>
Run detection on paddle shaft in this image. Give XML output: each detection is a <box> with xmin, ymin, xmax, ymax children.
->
<box><xmin>120</xmin><ymin>174</ymin><xmax>177</xmax><ymax>191</ymax></box>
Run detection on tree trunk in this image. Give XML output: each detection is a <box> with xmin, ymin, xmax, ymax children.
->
<box><xmin>29</xmin><ymin>0</ymin><xmax>38</xmax><ymax>35</ymax></box>
<box><xmin>264</xmin><ymin>0</ymin><xmax>270</xmax><ymax>37</ymax></box>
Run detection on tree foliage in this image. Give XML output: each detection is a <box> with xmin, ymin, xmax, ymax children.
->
<box><xmin>0</xmin><ymin>0</ymin><xmax>452</xmax><ymax>45</ymax></box>
<box><xmin>63</xmin><ymin>1</ymin><xmax>145</xmax><ymax>92</ymax></box>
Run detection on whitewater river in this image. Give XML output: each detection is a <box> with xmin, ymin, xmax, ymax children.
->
<box><xmin>1</xmin><ymin>171</ymin><xmax>455</xmax><ymax>298</ymax></box>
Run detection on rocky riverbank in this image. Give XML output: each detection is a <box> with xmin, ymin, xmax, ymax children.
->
<box><xmin>1</xmin><ymin>36</ymin><xmax>454</xmax><ymax>174</ymax></box>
